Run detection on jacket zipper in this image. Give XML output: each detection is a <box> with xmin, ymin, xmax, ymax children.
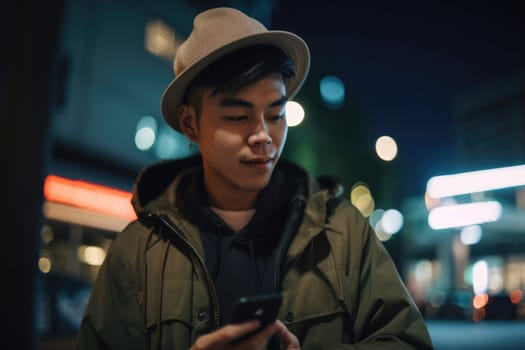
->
<box><xmin>158</xmin><ymin>213</ymin><xmax>221</xmax><ymax>329</ymax></box>
<box><xmin>273</xmin><ymin>195</ymin><xmax>306</xmax><ymax>289</ymax></box>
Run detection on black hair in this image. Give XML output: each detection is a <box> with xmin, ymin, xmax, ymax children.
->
<box><xmin>184</xmin><ymin>45</ymin><xmax>296</xmax><ymax>116</ymax></box>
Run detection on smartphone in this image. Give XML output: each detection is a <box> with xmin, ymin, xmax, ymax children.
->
<box><xmin>229</xmin><ymin>292</ymin><xmax>283</xmax><ymax>343</ymax></box>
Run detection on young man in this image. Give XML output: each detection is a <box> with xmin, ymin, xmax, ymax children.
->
<box><xmin>77</xmin><ymin>7</ymin><xmax>434</xmax><ymax>350</ymax></box>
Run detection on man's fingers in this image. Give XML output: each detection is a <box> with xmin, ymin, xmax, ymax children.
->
<box><xmin>192</xmin><ymin>320</ymin><xmax>260</xmax><ymax>349</ymax></box>
<box><xmin>274</xmin><ymin>320</ymin><xmax>300</xmax><ymax>349</ymax></box>
<box><xmin>250</xmin><ymin>321</ymin><xmax>280</xmax><ymax>340</ymax></box>
<box><xmin>231</xmin><ymin>321</ymin><xmax>280</xmax><ymax>349</ymax></box>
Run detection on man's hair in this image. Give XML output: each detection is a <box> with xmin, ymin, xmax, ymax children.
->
<box><xmin>183</xmin><ymin>45</ymin><xmax>296</xmax><ymax>116</ymax></box>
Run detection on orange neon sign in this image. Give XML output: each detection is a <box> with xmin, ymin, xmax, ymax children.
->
<box><xmin>43</xmin><ymin>175</ymin><xmax>136</xmax><ymax>221</ymax></box>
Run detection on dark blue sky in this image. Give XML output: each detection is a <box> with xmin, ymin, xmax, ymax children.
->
<box><xmin>273</xmin><ymin>0</ymin><xmax>524</xmax><ymax>198</ymax></box>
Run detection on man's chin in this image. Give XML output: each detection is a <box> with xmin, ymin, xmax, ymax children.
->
<box><xmin>237</xmin><ymin>178</ymin><xmax>272</xmax><ymax>192</ymax></box>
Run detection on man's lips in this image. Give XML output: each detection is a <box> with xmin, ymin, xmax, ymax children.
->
<box><xmin>240</xmin><ymin>156</ymin><xmax>275</xmax><ymax>164</ymax></box>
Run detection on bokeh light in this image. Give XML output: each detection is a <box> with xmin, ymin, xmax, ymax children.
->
<box><xmin>40</xmin><ymin>225</ymin><xmax>54</xmax><ymax>244</ymax></box>
<box><xmin>428</xmin><ymin>201</ymin><xmax>502</xmax><ymax>230</ymax></box>
<box><xmin>473</xmin><ymin>260</ymin><xmax>488</xmax><ymax>295</ymax></box>
<box><xmin>38</xmin><ymin>257</ymin><xmax>51</xmax><ymax>273</ymax></box>
<box><xmin>510</xmin><ymin>289</ymin><xmax>523</xmax><ymax>304</ymax></box>
<box><xmin>319</xmin><ymin>76</ymin><xmax>345</xmax><ymax>109</ymax></box>
<box><xmin>414</xmin><ymin>260</ymin><xmax>434</xmax><ymax>282</ymax></box>
<box><xmin>374</xmin><ymin>223</ymin><xmax>392</xmax><ymax>241</ymax></box>
<box><xmin>285</xmin><ymin>101</ymin><xmax>305</xmax><ymax>127</ymax></box>
<box><xmin>460</xmin><ymin>225</ymin><xmax>483</xmax><ymax>245</ymax></box>
<box><xmin>426</xmin><ymin>164</ymin><xmax>525</xmax><ymax>199</ymax></box>
<box><xmin>381</xmin><ymin>209</ymin><xmax>404</xmax><ymax>234</ymax></box>
<box><xmin>472</xmin><ymin>293</ymin><xmax>489</xmax><ymax>309</ymax></box>
<box><xmin>375</xmin><ymin>135</ymin><xmax>398</xmax><ymax>161</ymax></box>
<box><xmin>369</xmin><ymin>209</ymin><xmax>385</xmax><ymax>228</ymax></box>
<box><xmin>78</xmin><ymin>245</ymin><xmax>106</xmax><ymax>266</ymax></box>
<box><xmin>350</xmin><ymin>183</ymin><xmax>375</xmax><ymax>217</ymax></box>
<box><xmin>135</xmin><ymin>115</ymin><xmax>157</xmax><ymax>151</ymax></box>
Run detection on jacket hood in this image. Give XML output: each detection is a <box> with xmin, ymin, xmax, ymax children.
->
<box><xmin>131</xmin><ymin>155</ymin><xmax>202</xmax><ymax>216</ymax></box>
<box><xmin>131</xmin><ymin>154</ymin><xmax>344</xmax><ymax>227</ymax></box>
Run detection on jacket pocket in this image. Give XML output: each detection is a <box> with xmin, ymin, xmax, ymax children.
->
<box><xmin>281</xmin><ymin>234</ymin><xmax>352</xmax><ymax>348</ymax></box>
<box><xmin>282</xmin><ymin>270</ymin><xmax>349</xmax><ymax>348</ymax></box>
<box><xmin>282</xmin><ymin>270</ymin><xmax>345</xmax><ymax>322</ymax></box>
<box><xmin>145</xmin><ymin>278</ymin><xmax>194</xmax><ymax>350</ymax></box>
<box><xmin>145</xmin><ymin>278</ymin><xmax>193</xmax><ymax>329</ymax></box>
<box><xmin>281</xmin><ymin>232</ymin><xmax>346</xmax><ymax>323</ymax></box>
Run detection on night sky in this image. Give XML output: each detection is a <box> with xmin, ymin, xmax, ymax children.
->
<box><xmin>272</xmin><ymin>0</ymin><xmax>524</xmax><ymax>200</ymax></box>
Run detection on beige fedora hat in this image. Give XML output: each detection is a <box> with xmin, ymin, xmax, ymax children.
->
<box><xmin>160</xmin><ymin>7</ymin><xmax>310</xmax><ymax>131</ymax></box>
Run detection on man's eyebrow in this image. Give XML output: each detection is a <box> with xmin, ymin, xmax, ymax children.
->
<box><xmin>219</xmin><ymin>97</ymin><xmax>253</xmax><ymax>108</ymax></box>
<box><xmin>269</xmin><ymin>96</ymin><xmax>288</xmax><ymax>107</ymax></box>
<box><xmin>219</xmin><ymin>96</ymin><xmax>288</xmax><ymax>108</ymax></box>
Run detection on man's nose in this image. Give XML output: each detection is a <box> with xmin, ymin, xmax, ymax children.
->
<box><xmin>248</xmin><ymin>130</ymin><xmax>272</xmax><ymax>146</ymax></box>
<box><xmin>248</xmin><ymin>120</ymin><xmax>272</xmax><ymax>146</ymax></box>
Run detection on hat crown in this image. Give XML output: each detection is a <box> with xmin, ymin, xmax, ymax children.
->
<box><xmin>174</xmin><ymin>8</ymin><xmax>268</xmax><ymax>76</ymax></box>
<box><xmin>161</xmin><ymin>7</ymin><xmax>310</xmax><ymax>132</ymax></box>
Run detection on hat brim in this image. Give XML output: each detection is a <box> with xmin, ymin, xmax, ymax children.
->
<box><xmin>160</xmin><ymin>31</ymin><xmax>310</xmax><ymax>131</ymax></box>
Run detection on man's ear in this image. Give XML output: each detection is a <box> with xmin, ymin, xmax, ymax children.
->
<box><xmin>178</xmin><ymin>105</ymin><xmax>199</xmax><ymax>141</ymax></box>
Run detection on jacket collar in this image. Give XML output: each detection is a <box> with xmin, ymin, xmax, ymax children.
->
<box><xmin>286</xmin><ymin>190</ymin><xmax>330</xmax><ymax>257</ymax></box>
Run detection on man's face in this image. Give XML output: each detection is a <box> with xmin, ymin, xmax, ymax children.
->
<box><xmin>196</xmin><ymin>73</ymin><xmax>288</xmax><ymax>201</ymax></box>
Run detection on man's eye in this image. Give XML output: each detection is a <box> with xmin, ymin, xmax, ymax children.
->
<box><xmin>269</xmin><ymin>114</ymin><xmax>285</xmax><ymax>122</ymax></box>
<box><xmin>224</xmin><ymin>116</ymin><xmax>248</xmax><ymax>122</ymax></box>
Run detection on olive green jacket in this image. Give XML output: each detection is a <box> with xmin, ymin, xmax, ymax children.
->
<box><xmin>76</xmin><ymin>160</ymin><xmax>434</xmax><ymax>350</ymax></box>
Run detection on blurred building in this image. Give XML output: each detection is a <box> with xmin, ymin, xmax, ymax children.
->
<box><xmin>402</xmin><ymin>74</ymin><xmax>525</xmax><ymax>322</ymax></box>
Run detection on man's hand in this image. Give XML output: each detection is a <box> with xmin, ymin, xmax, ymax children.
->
<box><xmin>274</xmin><ymin>320</ymin><xmax>300</xmax><ymax>350</ymax></box>
<box><xmin>190</xmin><ymin>319</ymin><xmax>300</xmax><ymax>350</ymax></box>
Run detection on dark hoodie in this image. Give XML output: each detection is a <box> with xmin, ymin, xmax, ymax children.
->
<box><xmin>132</xmin><ymin>155</ymin><xmax>313</xmax><ymax>325</ymax></box>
